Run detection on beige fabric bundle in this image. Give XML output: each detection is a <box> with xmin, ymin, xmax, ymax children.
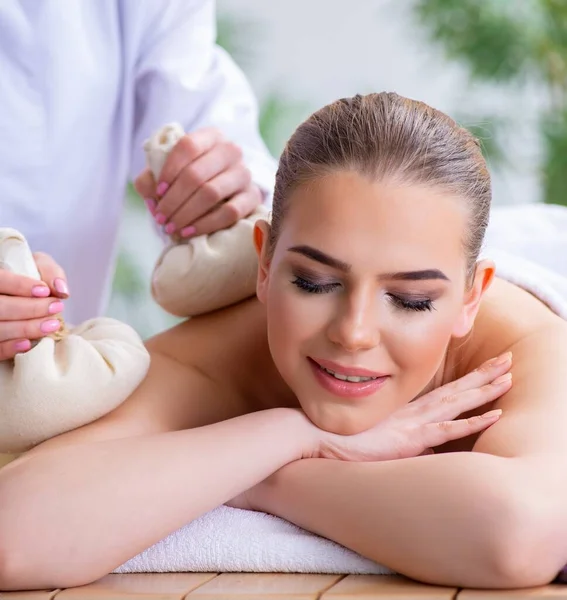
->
<box><xmin>0</xmin><ymin>229</ymin><xmax>150</xmax><ymax>453</ymax></box>
<box><xmin>144</xmin><ymin>123</ymin><xmax>268</xmax><ymax>317</ymax></box>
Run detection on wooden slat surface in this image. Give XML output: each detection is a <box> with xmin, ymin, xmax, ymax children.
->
<box><xmin>457</xmin><ymin>586</ymin><xmax>567</xmax><ymax>599</ymax></box>
<box><xmin>186</xmin><ymin>573</ymin><xmax>343</xmax><ymax>599</ymax></box>
<box><xmin>0</xmin><ymin>592</ymin><xmax>60</xmax><ymax>600</ymax></box>
<box><xmin>2</xmin><ymin>572</ymin><xmax>567</xmax><ymax>599</ymax></box>
<box><xmin>54</xmin><ymin>574</ymin><xmax>216</xmax><ymax>600</ymax></box>
<box><xmin>321</xmin><ymin>574</ymin><xmax>457</xmax><ymax>599</ymax></box>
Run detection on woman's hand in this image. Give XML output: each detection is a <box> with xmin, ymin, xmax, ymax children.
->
<box><xmin>314</xmin><ymin>352</ymin><xmax>512</xmax><ymax>462</ymax></box>
<box><xmin>0</xmin><ymin>252</ymin><xmax>67</xmax><ymax>360</ymax></box>
<box><xmin>226</xmin><ymin>353</ymin><xmax>512</xmax><ymax>511</ymax></box>
<box><xmin>134</xmin><ymin>127</ymin><xmax>262</xmax><ymax>239</ymax></box>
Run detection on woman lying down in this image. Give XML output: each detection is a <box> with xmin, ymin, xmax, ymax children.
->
<box><xmin>2</xmin><ymin>92</ymin><xmax>567</xmax><ymax>591</ymax></box>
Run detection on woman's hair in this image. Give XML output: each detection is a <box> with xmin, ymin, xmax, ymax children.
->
<box><xmin>269</xmin><ymin>92</ymin><xmax>491</xmax><ymax>276</ymax></box>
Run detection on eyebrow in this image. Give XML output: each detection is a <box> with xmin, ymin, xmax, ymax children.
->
<box><xmin>287</xmin><ymin>245</ymin><xmax>450</xmax><ymax>282</ymax></box>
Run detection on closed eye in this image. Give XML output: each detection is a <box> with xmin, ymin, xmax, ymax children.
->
<box><xmin>388</xmin><ymin>294</ymin><xmax>434</xmax><ymax>312</ymax></box>
<box><xmin>292</xmin><ymin>276</ymin><xmax>340</xmax><ymax>294</ymax></box>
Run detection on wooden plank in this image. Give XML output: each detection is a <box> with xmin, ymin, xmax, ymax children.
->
<box><xmin>55</xmin><ymin>573</ymin><xmax>217</xmax><ymax>600</ymax></box>
<box><xmin>0</xmin><ymin>592</ymin><xmax>59</xmax><ymax>600</ymax></box>
<box><xmin>186</xmin><ymin>573</ymin><xmax>343</xmax><ymax>600</ymax></box>
<box><xmin>321</xmin><ymin>575</ymin><xmax>457</xmax><ymax>599</ymax></box>
<box><xmin>457</xmin><ymin>585</ymin><xmax>567</xmax><ymax>599</ymax></box>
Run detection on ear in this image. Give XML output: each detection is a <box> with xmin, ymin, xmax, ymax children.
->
<box><xmin>451</xmin><ymin>259</ymin><xmax>495</xmax><ymax>338</ymax></box>
<box><xmin>253</xmin><ymin>219</ymin><xmax>272</xmax><ymax>304</ymax></box>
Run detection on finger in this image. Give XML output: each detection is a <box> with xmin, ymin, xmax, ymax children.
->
<box><xmin>181</xmin><ymin>186</ymin><xmax>261</xmax><ymax>237</ymax></box>
<box><xmin>156</xmin><ymin>140</ymin><xmax>242</xmax><ymax>222</ymax></box>
<box><xmin>0</xmin><ymin>315</ymin><xmax>62</xmax><ymax>345</ymax></box>
<box><xmin>425</xmin><ymin>409</ymin><xmax>502</xmax><ymax>448</ymax></box>
<box><xmin>415</xmin><ymin>372</ymin><xmax>512</xmax><ymax>424</ymax></box>
<box><xmin>0</xmin><ymin>295</ymin><xmax>65</xmax><ymax>323</ymax></box>
<box><xmin>0</xmin><ymin>338</ymin><xmax>33</xmax><ymax>361</ymax></box>
<box><xmin>33</xmin><ymin>252</ymin><xmax>69</xmax><ymax>298</ymax></box>
<box><xmin>0</xmin><ymin>270</ymin><xmax>50</xmax><ymax>298</ymax></box>
<box><xmin>158</xmin><ymin>127</ymin><xmax>224</xmax><ymax>188</ymax></box>
<box><xmin>167</xmin><ymin>167</ymin><xmax>252</xmax><ymax>233</ymax></box>
<box><xmin>414</xmin><ymin>352</ymin><xmax>512</xmax><ymax>409</ymax></box>
<box><xmin>133</xmin><ymin>169</ymin><xmax>157</xmax><ymax>214</ymax></box>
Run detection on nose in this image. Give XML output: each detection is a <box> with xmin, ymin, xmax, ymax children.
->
<box><xmin>326</xmin><ymin>284</ymin><xmax>380</xmax><ymax>352</ymax></box>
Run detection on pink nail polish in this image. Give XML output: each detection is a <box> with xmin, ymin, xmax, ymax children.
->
<box><xmin>156</xmin><ymin>182</ymin><xmax>169</xmax><ymax>196</ymax></box>
<box><xmin>181</xmin><ymin>226</ymin><xmax>197</xmax><ymax>238</ymax></box>
<box><xmin>165</xmin><ymin>222</ymin><xmax>176</xmax><ymax>235</ymax></box>
<box><xmin>145</xmin><ymin>198</ymin><xmax>157</xmax><ymax>214</ymax></box>
<box><xmin>32</xmin><ymin>285</ymin><xmax>50</xmax><ymax>297</ymax></box>
<box><xmin>14</xmin><ymin>339</ymin><xmax>31</xmax><ymax>353</ymax></box>
<box><xmin>40</xmin><ymin>319</ymin><xmax>61</xmax><ymax>334</ymax></box>
<box><xmin>54</xmin><ymin>278</ymin><xmax>69</xmax><ymax>297</ymax></box>
<box><xmin>155</xmin><ymin>212</ymin><xmax>167</xmax><ymax>226</ymax></box>
<box><xmin>48</xmin><ymin>301</ymin><xmax>64</xmax><ymax>314</ymax></box>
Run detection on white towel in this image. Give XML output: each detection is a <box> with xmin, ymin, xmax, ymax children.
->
<box><xmin>115</xmin><ymin>506</ymin><xmax>391</xmax><ymax>574</ymax></box>
<box><xmin>116</xmin><ymin>204</ymin><xmax>567</xmax><ymax>575</ymax></box>
<box><xmin>483</xmin><ymin>203</ymin><xmax>567</xmax><ymax>319</ymax></box>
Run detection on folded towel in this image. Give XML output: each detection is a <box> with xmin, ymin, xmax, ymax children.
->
<box><xmin>115</xmin><ymin>506</ymin><xmax>391</xmax><ymax>574</ymax></box>
<box><xmin>116</xmin><ymin>204</ymin><xmax>567</xmax><ymax>576</ymax></box>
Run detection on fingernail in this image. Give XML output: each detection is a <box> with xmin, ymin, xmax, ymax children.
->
<box><xmin>14</xmin><ymin>339</ymin><xmax>31</xmax><ymax>353</ymax></box>
<box><xmin>482</xmin><ymin>409</ymin><xmax>503</xmax><ymax>420</ymax></box>
<box><xmin>164</xmin><ymin>222</ymin><xmax>176</xmax><ymax>235</ymax></box>
<box><xmin>181</xmin><ymin>226</ymin><xmax>197</xmax><ymax>238</ymax></box>
<box><xmin>54</xmin><ymin>278</ymin><xmax>69</xmax><ymax>297</ymax></box>
<box><xmin>492</xmin><ymin>373</ymin><xmax>512</xmax><ymax>386</ymax></box>
<box><xmin>48</xmin><ymin>301</ymin><xmax>64</xmax><ymax>315</ymax></box>
<box><xmin>155</xmin><ymin>212</ymin><xmax>167</xmax><ymax>226</ymax></box>
<box><xmin>40</xmin><ymin>319</ymin><xmax>61</xmax><ymax>334</ymax></box>
<box><xmin>145</xmin><ymin>198</ymin><xmax>157</xmax><ymax>215</ymax></box>
<box><xmin>156</xmin><ymin>182</ymin><xmax>169</xmax><ymax>196</ymax></box>
<box><xmin>32</xmin><ymin>285</ymin><xmax>50</xmax><ymax>298</ymax></box>
<box><xmin>492</xmin><ymin>352</ymin><xmax>512</xmax><ymax>366</ymax></box>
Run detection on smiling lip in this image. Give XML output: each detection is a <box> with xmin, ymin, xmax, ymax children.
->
<box><xmin>312</xmin><ymin>357</ymin><xmax>388</xmax><ymax>379</ymax></box>
<box><xmin>308</xmin><ymin>358</ymin><xmax>390</xmax><ymax>399</ymax></box>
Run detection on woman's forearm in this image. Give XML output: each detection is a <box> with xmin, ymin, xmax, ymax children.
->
<box><xmin>0</xmin><ymin>408</ymin><xmax>313</xmax><ymax>590</ymax></box>
<box><xmin>255</xmin><ymin>453</ymin><xmax>564</xmax><ymax>589</ymax></box>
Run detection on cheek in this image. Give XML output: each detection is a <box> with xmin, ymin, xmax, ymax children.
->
<box><xmin>385</xmin><ymin>305</ymin><xmax>460</xmax><ymax>395</ymax></box>
<box><xmin>265</xmin><ymin>276</ymin><xmax>324</xmax><ymax>380</ymax></box>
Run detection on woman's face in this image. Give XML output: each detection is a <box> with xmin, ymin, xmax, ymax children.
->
<box><xmin>258</xmin><ymin>171</ymin><xmax>488</xmax><ymax>434</ymax></box>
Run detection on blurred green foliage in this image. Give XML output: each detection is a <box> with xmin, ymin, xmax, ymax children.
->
<box><xmin>414</xmin><ymin>0</ymin><xmax>567</xmax><ymax>205</ymax></box>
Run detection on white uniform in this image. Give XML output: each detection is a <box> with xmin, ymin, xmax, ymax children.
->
<box><xmin>0</xmin><ymin>0</ymin><xmax>276</xmax><ymax>324</ymax></box>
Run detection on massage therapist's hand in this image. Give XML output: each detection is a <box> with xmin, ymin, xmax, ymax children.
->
<box><xmin>0</xmin><ymin>252</ymin><xmax>68</xmax><ymax>360</ymax></box>
<box><xmin>314</xmin><ymin>352</ymin><xmax>512</xmax><ymax>462</ymax></box>
<box><xmin>134</xmin><ymin>127</ymin><xmax>262</xmax><ymax>238</ymax></box>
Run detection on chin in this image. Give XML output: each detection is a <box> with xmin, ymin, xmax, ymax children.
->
<box><xmin>306</xmin><ymin>407</ymin><xmax>378</xmax><ymax>436</ymax></box>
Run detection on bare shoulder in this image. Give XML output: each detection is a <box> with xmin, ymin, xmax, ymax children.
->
<box><xmin>457</xmin><ymin>277</ymin><xmax>564</xmax><ymax>373</ymax></box>
<box><xmin>455</xmin><ymin>277</ymin><xmax>567</xmax><ymax>457</ymax></box>
<box><xmin>23</xmin><ymin>298</ymin><xmax>273</xmax><ymax>458</ymax></box>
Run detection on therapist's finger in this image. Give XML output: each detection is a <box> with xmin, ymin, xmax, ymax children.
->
<box><xmin>133</xmin><ymin>169</ymin><xmax>158</xmax><ymax>214</ymax></box>
<box><xmin>157</xmin><ymin>128</ymin><xmax>224</xmax><ymax>194</ymax></box>
<box><xmin>181</xmin><ymin>185</ymin><xmax>262</xmax><ymax>237</ymax></box>
<box><xmin>157</xmin><ymin>140</ymin><xmax>242</xmax><ymax>223</ymax></box>
<box><xmin>167</xmin><ymin>166</ymin><xmax>252</xmax><ymax>232</ymax></box>
<box><xmin>33</xmin><ymin>252</ymin><xmax>69</xmax><ymax>299</ymax></box>
<box><xmin>0</xmin><ymin>269</ymin><xmax>50</xmax><ymax>298</ymax></box>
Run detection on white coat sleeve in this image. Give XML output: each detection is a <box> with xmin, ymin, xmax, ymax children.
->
<box><xmin>128</xmin><ymin>0</ymin><xmax>276</xmax><ymax>207</ymax></box>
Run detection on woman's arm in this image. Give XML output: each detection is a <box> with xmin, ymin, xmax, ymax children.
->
<box><xmin>253</xmin><ymin>323</ymin><xmax>567</xmax><ymax>590</ymax></box>
<box><xmin>0</xmin><ymin>352</ymin><xmax>316</xmax><ymax>591</ymax></box>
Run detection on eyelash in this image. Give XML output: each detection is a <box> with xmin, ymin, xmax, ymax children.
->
<box><xmin>292</xmin><ymin>276</ymin><xmax>339</xmax><ymax>295</ymax></box>
<box><xmin>291</xmin><ymin>277</ymin><xmax>434</xmax><ymax>312</ymax></box>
